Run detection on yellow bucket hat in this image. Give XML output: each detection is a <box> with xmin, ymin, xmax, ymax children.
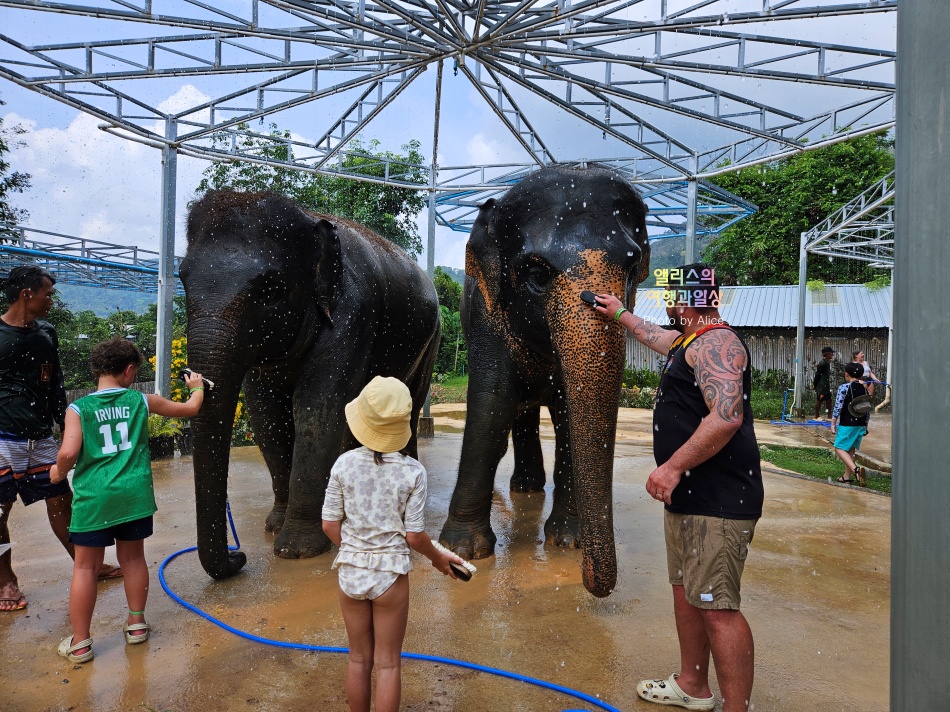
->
<box><xmin>345</xmin><ymin>376</ymin><xmax>413</xmax><ymax>453</ymax></box>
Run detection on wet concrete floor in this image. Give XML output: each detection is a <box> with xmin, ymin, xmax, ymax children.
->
<box><xmin>1</xmin><ymin>408</ymin><xmax>890</xmax><ymax>711</ymax></box>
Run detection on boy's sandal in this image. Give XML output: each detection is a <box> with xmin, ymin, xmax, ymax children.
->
<box><xmin>124</xmin><ymin>621</ymin><xmax>151</xmax><ymax>644</ymax></box>
<box><xmin>636</xmin><ymin>673</ymin><xmax>716</xmax><ymax>710</ymax></box>
<box><xmin>58</xmin><ymin>636</ymin><xmax>94</xmax><ymax>663</ymax></box>
<box><xmin>836</xmin><ymin>476</ymin><xmax>854</xmax><ymax>484</ymax></box>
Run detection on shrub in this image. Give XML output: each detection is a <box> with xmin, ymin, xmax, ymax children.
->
<box><xmin>618</xmin><ymin>386</ymin><xmax>656</xmax><ymax>409</ymax></box>
<box><xmin>623</xmin><ymin>366</ymin><xmax>661</xmax><ymax>389</ymax></box>
<box><xmin>147</xmin><ymin>414</ymin><xmax>180</xmax><ymax>438</ymax></box>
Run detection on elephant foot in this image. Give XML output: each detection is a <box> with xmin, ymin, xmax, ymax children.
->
<box><xmin>510</xmin><ymin>470</ymin><xmax>546</xmax><ymax>493</ymax></box>
<box><xmin>274</xmin><ymin>522</ymin><xmax>332</xmax><ymax>559</ymax></box>
<box><xmin>264</xmin><ymin>505</ymin><xmax>287</xmax><ymax>534</ymax></box>
<box><xmin>439</xmin><ymin>517</ymin><xmax>497</xmax><ymax>560</ymax></box>
<box><xmin>544</xmin><ymin>513</ymin><xmax>582</xmax><ymax>549</ymax></box>
<box><xmin>200</xmin><ymin>550</ymin><xmax>248</xmax><ymax>580</ymax></box>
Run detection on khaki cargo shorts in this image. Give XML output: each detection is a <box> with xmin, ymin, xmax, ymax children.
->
<box><xmin>665</xmin><ymin>510</ymin><xmax>757</xmax><ymax>610</ymax></box>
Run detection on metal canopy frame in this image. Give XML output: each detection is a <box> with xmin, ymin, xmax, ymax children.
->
<box><xmin>0</xmin><ymin>0</ymin><xmax>897</xmax><ymax>395</ymax></box>
<box><xmin>0</xmin><ymin>223</ymin><xmax>185</xmax><ymax>293</ymax></box>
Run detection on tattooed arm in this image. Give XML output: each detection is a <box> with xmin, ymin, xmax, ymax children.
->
<box><xmin>645</xmin><ymin>328</ymin><xmax>747</xmax><ymax>504</ymax></box>
<box><xmin>594</xmin><ymin>293</ymin><xmax>679</xmax><ymax>355</ymax></box>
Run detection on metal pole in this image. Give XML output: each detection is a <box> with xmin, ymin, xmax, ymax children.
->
<box><xmin>891</xmin><ymin>2</ymin><xmax>950</xmax><ymax>707</ymax></box>
<box><xmin>684</xmin><ymin>155</ymin><xmax>698</xmax><ymax>263</ymax></box>
<box><xmin>421</xmin><ymin>59</ymin><xmax>444</xmax><ymax>426</ymax></box>
<box><xmin>792</xmin><ymin>231</ymin><xmax>807</xmax><ymax>416</ymax></box>
<box><xmin>155</xmin><ymin>119</ymin><xmax>178</xmax><ymax>398</ymax></box>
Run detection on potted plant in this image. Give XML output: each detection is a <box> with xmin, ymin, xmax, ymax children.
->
<box><xmin>148</xmin><ymin>415</ymin><xmax>180</xmax><ymax>460</ymax></box>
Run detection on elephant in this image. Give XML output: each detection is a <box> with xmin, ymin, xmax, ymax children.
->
<box><xmin>180</xmin><ymin>190</ymin><xmax>440</xmax><ymax>580</ymax></box>
<box><xmin>439</xmin><ymin>165</ymin><xmax>650</xmax><ymax>598</ymax></box>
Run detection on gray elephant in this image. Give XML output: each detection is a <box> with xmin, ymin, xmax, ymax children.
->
<box><xmin>180</xmin><ymin>190</ymin><xmax>440</xmax><ymax>580</ymax></box>
<box><xmin>439</xmin><ymin>165</ymin><xmax>650</xmax><ymax>597</ymax></box>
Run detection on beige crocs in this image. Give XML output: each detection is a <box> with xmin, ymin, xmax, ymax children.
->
<box><xmin>58</xmin><ymin>636</ymin><xmax>94</xmax><ymax>663</ymax></box>
<box><xmin>636</xmin><ymin>673</ymin><xmax>715</xmax><ymax>710</ymax></box>
<box><xmin>124</xmin><ymin>621</ymin><xmax>150</xmax><ymax>644</ymax></box>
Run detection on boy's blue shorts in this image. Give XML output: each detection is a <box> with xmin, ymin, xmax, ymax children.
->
<box><xmin>69</xmin><ymin>516</ymin><xmax>153</xmax><ymax>547</ymax></box>
<box><xmin>834</xmin><ymin>425</ymin><xmax>867</xmax><ymax>451</ymax></box>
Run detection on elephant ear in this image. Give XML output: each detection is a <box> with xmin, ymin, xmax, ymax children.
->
<box><xmin>311</xmin><ymin>218</ymin><xmax>343</xmax><ymax>318</ymax></box>
<box><xmin>466</xmin><ymin>198</ymin><xmax>501</xmax><ymax>314</ymax></box>
<box><xmin>637</xmin><ymin>237</ymin><xmax>651</xmax><ymax>286</ymax></box>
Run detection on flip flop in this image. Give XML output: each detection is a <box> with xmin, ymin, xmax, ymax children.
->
<box><xmin>637</xmin><ymin>674</ymin><xmax>716</xmax><ymax>710</ymax></box>
<box><xmin>97</xmin><ymin>565</ymin><xmax>124</xmax><ymax>582</ymax></box>
<box><xmin>0</xmin><ymin>595</ymin><xmax>28</xmax><ymax>612</ymax></box>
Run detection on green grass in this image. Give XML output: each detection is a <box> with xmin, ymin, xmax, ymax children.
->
<box><xmin>430</xmin><ymin>373</ymin><xmax>469</xmax><ymax>404</ymax></box>
<box><xmin>759</xmin><ymin>444</ymin><xmax>891</xmax><ymax>494</ymax></box>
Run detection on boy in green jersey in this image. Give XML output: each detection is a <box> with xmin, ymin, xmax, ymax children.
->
<box><xmin>50</xmin><ymin>337</ymin><xmax>206</xmax><ymax>663</ymax></box>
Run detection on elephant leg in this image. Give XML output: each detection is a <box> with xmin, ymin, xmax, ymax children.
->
<box><xmin>244</xmin><ymin>370</ymin><xmax>295</xmax><ymax>535</ymax></box>
<box><xmin>544</xmin><ymin>391</ymin><xmax>581</xmax><ymax>548</ymax></box>
<box><xmin>440</xmin><ymin>388</ymin><xmax>519</xmax><ymax>560</ymax></box>
<box><xmin>510</xmin><ymin>406</ymin><xmax>546</xmax><ymax>492</ymax></box>
<box><xmin>273</xmin><ymin>384</ymin><xmax>349</xmax><ymax>559</ymax></box>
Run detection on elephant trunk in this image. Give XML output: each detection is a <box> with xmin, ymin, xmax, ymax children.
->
<box><xmin>187</xmin><ymin>319</ymin><xmax>252</xmax><ymax>579</ymax></box>
<box><xmin>547</xmin><ymin>255</ymin><xmax>627</xmax><ymax>597</ymax></box>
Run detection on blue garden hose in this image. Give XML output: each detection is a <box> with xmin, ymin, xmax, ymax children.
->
<box><xmin>158</xmin><ymin>502</ymin><xmax>621</xmax><ymax>712</ymax></box>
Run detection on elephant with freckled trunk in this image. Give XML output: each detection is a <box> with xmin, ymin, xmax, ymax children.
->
<box><xmin>181</xmin><ymin>191</ymin><xmax>440</xmax><ymax>580</ymax></box>
<box><xmin>439</xmin><ymin>165</ymin><xmax>650</xmax><ymax>598</ymax></box>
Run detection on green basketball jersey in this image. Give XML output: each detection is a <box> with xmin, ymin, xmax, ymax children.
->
<box><xmin>69</xmin><ymin>387</ymin><xmax>156</xmax><ymax>533</ymax></box>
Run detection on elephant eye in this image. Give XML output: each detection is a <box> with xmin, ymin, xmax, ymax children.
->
<box><xmin>520</xmin><ymin>257</ymin><xmax>554</xmax><ymax>295</ymax></box>
<box><xmin>257</xmin><ymin>274</ymin><xmax>288</xmax><ymax>307</ymax></box>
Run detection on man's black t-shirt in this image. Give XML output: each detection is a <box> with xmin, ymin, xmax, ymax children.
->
<box><xmin>813</xmin><ymin>360</ymin><xmax>832</xmax><ymax>395</ymax></box>
<box><xmin>0</xmin><ymin>319</ymin><xmax>68</xmax><ymax>439</ymax></box>
<box><xmin>653</xmin><ymin>325</ymin><xmax>764</xmax><ymax>520</ymax></box>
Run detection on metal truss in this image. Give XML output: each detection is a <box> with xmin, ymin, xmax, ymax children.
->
<box><xmin>0</xmin><ymin>0</ymin><xmax>896</xmax><ymax>196</ymax></box>
<box><xmin>0</xmin><ymin>224</ymin><xmax>184</xmax><ymax>293</ymax></box>
<box><xmin>434</xmin><ymin>166</ymin><xmax>757</xmax><ymax>238</ymax></box>
<box><xmin>803</xmin><ymin>170</ymin><xmax>894</xmax><ymax>268</ymax></box>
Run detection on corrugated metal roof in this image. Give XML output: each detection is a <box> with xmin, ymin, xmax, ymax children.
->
<box><xmin>632</xmin><ymin>284</ymin><xmax>892</xmax><ymax>328</ymax></box>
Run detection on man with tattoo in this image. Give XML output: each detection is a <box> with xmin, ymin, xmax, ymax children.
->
<box><xmin>594</xmin><ymin>264</ymin><xmax>763</xmax><ymax>712</ymax></box>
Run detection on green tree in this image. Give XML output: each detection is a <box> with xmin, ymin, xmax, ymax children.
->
<box><xmin>195</xmin><ymin>125</ymin><xmax>427</xmax><ymax>255</ymax></box>
<box><xmin>435</xmin><ymin>305</ymin><xmax>466</xmax><ymax>376</ymax></box>
<box><xmin>705</xmin><ymin>133</ymin><xmax>894</xmax><ymax>285</ymax></box>
<box><xmin>433</xmin><ymin>266</ymin><xmax>462</xmax><ymax>312</ymax></box>
<box><xmin>0</xmin><ymin>94</ymin><xmax>32</xmax><ymax>241</ymax></box>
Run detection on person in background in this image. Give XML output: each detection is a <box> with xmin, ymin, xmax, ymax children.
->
<box><xmin>0</xmin><ymin>266</ymin><xmax>121</xmax><ymax>613</ymax></box>
<box><xmin>322</xmin><ymin>376</ymin><xmax>464</xmax><ymax>712</ymax></box>
<box><xmin>50</xmin><ymin>337</ymin><xmax>206</xmax><ymax>663</ymax></box>
<box><xmin>830</xmin><ymin>362</ymin><xmax>870</xmax><ymax>487</ymax></box>
<box><xmin>813</xmin><ymin>347</ymin><xmax>835</xmax><ymax>419</ymax></box>
<box><xmin>851</xmin><ymin>349</ymin><xmax>877</xmax><ymax>397</ymax></box>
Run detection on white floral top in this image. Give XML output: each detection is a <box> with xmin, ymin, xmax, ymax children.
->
<box><xmin>321</xmin><ymin>447</ymin><xmax>427</xmax><ymax>574</ymax></box>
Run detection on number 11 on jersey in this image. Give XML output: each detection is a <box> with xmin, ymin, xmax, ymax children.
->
<box><xmin>99</xmin><ymin>422</ymin><xmax>132</xmax><ymax>454</ymax></box>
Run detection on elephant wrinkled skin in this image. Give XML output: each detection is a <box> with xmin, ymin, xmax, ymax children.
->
<box><xmin>181</xmin><ymin>191</ymin><xmax>440</xmax><ymax>580</ymax></box>
<box><xmin>439</xmin><ymin>165</ymin><xmax>650</xmax><ymax>597</ymax></box>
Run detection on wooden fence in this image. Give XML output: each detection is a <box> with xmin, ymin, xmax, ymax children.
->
<box><xmin>65</xmin><ymin>380</ymin><xmax>155</xmax><ymax>403</ymax></box>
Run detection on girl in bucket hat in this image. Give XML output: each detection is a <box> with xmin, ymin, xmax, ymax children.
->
<box><xmin>322</xmin><ymin>376</ymin><xmax>465</xmax><ymax>712</ymax></box>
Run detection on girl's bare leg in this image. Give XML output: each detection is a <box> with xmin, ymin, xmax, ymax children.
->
<box><xmin>116</xmin><ymin>539</ymin><xmax>148</xmax><ymax>635</ymax></box>
<box><xmin>371</xmin><ymin>575</ymin><xmax>409</xmax><ymax>712</ymax></box>
<box><xmin>69</xmin><ymin>545</ymin><xmax>105</xmax><ymax>654</ymax></box>
<box><xmin>339</xmin><ymin>589</ymin><xmax>374</xmax><ymax>712</ymax></box>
